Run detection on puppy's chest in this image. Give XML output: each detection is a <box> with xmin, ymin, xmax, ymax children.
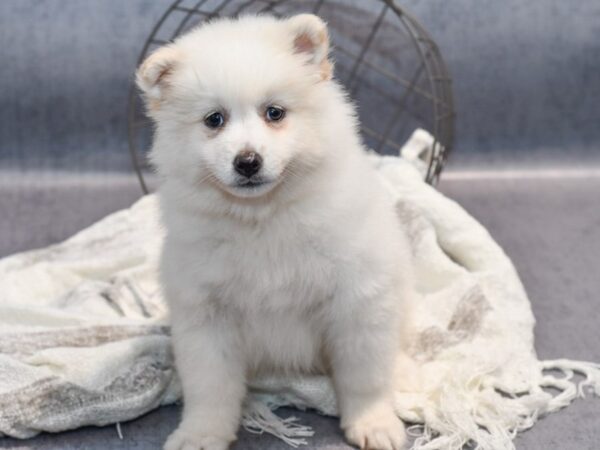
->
<box><xmin>205</xmin><ymin>222</ymin><xmax>337</xmax><ymax>309</ymax></box>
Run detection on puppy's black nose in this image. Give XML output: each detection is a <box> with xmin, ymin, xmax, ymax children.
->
<box><xmin>233</xmin><ymin>151</ymin><xmax>262</xmax><ymax>178</ymax></box>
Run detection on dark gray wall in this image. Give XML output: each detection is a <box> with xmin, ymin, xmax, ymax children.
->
<box><xmin>1</xmin><ymin>0</ymin><xmax>599</xmax><ymax>171</ymax></box>
<box><xmin>0</xmin><ymin>0</ymin><xmax>168</xmax><ymax>172</ymax></box>
<box><xmin>408</xmin><ymin>0</ymin><xmax>600</xmax><ymax>166</ymax></box>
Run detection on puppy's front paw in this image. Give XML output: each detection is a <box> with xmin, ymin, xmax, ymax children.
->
<box><xmin>344</xmin><ymin>406</ymin><xmax>406</xmax><ymax>450</ymax></box>
<box><xmin>164</xmin><ymin>426</ymin><xmax>231</xmax><ymax>450</ymax></box>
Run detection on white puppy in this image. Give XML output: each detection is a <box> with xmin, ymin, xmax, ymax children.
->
<box><xmin>137</xmin><ymin>14</ymin><xmax>413</xmax><ymax>450</ymax></box>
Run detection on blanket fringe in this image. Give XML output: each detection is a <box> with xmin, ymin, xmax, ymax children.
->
<box><xmin>237</xmin><ymin>359</ymin><xmax>600</xmax><ymax>449</ymax></box>
<box><xmin>407</xmin><ymin>359</ymin><xmax>600</xmax><ymax>450</ymax></box>
<box><xmin>242</xmin><ymin>399</ymin><xmax>314</xmax><ymax>448</ymax></box>
<box><xmin>542</xmin><ymin>359</ymin><xmax>600</xmax><ymax>407</ymax></box>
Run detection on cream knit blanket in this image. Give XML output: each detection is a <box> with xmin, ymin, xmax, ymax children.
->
<box><xmin>1</xmin><ymin>134</ymin><xmax>598</xmax><ymax>449</ymax></box>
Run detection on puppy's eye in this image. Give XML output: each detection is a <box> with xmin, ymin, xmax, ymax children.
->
<box><xmin>265</xmin><ymin>106</ymin><xmax>285</xmax><ymax>122</ymax></box>
<box><xmin>204</xmin><ymin>112</ymin><xmax>225</xmax><ymax>129</ymax></box>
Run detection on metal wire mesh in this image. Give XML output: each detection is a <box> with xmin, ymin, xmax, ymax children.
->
<box><xmin>128</xmin><ymin>0</ymin><xmax>455</xmax><ymax>193</ymax></box>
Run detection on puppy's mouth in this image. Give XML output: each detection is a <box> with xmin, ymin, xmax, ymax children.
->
<box><xmin>236</xmin><ymin>178</ymin><xmax>269</xmax><ymax>189</ymax></box>
<box><xmin>201</xmin><ymin>170</ymin><xmax>283</xmax><ymax>199</ymax></box>
<box><xmin>219</xmin><ymin>175</ymin><xmax>281</xmax><ymax>199</ymax></box>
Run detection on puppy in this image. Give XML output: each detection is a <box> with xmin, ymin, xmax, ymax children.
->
<box><xmin>137</xmin><ymin>14</ymin><xmax>413</xmax><ymax>450</ymax></box>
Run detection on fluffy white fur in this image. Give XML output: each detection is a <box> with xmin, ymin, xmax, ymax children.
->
<box><xmin>137</xmin><ymin>14</ymin><xmax>414</xmax><ymax>450</ymax></box>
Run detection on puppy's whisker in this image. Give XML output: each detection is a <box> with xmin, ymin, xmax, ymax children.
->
<box><xmin>282</xmin><ymin>166</ymin><xmax>304</xmax><ymax>184</ymax></box>
<box><xmin>195</xmin><ymin>172</ymin><xmax>215</xmax><ymax>186</ymax></box>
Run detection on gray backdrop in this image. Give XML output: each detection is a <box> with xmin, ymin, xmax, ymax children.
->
<box><xmin>1</xmin><ymin>0</ymin><xmax>599</xmax><ymax>172</ymax></box>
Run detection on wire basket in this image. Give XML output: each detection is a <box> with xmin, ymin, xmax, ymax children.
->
<box><xmin>128</xmin><ymin>0</ymin><xmax>455</xmax><ymax>193</ymax></box>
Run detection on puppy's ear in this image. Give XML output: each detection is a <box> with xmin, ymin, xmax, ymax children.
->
<box><xmin>287</xmin><ymin>14</ymin><xmax>333</xmax><ymax>81</ymax></box>
<box><xmin>136</xmin><ymin>46</ymin><xmax>182</xmax><ymax>103</ymax></box>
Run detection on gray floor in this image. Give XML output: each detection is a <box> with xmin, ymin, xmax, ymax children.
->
<box><xmin>1</xmin><ymin>174</ymin><xmax>599</xmax><ymax>449</ymax></box>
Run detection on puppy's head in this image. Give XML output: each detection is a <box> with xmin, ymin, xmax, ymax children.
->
<box><xmin>137</xmin><ymin>14</ymin><xmax>336</xmax><ymax>200</ymax></box>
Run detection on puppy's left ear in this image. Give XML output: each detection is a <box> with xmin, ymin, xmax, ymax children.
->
<box><xmin>287</xmin><ymin>14</ymin><xmax>333</xmax><ymax>81</ymax></box>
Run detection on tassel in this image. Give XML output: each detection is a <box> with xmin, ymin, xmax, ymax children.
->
<box><xmin>542</xmin><ymin>359</ymin><xmax>600</xmax><ymax>399</ymax></box>
<box><xmin>241</xmin><ymin>399</ymin><xmax>314</xmax><ymax>448</ymax></box>
<box><xmin>407</xmin><ymin>359</ymin><xmax>600</xmax><ymax>450</ymax></box>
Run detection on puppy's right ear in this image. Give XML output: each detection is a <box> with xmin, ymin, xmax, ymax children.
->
<box><xmin>136</xmin><ymin>46</ymin><xmax>182</xmax><ymax>103</ymax></box>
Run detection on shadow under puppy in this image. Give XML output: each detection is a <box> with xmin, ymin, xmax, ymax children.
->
<box><xmin>137</xmin><ymin>13</ymin><xmax>415</xmax><ymax>450</ymax></box>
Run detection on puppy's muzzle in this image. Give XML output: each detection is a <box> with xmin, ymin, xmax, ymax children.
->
<box><xmin>233</xmin><ymin>150</ymin><xmax>262</xmax><ymax>178</ymax></box>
